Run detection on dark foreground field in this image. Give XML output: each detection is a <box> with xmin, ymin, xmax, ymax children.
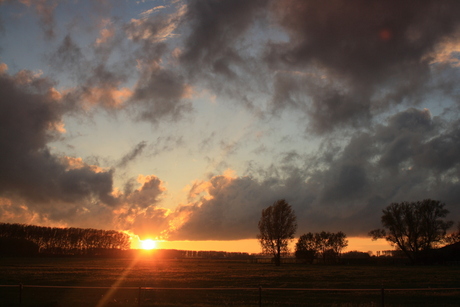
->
<box><xmin>0</xmin><ymin>257</ymin><xmax>459</xmax><ymax>306</ymax></box>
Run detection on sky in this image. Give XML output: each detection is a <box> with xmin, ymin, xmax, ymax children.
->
<box><xmin>1</xmin><ymin>0</ymin><xmax>460</xmax><ymax>253</ymax></box>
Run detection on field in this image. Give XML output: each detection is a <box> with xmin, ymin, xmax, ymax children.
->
<box><xmin>0</xmin><ymin>256</ymin><xmax>459</xmax><ymax>306</ymax></box>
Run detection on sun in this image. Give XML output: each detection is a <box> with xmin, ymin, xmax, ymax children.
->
<box><xmin>140</xmin><ymin>239</ymin><xmax>157</xmax><ymax>250</ymax></box>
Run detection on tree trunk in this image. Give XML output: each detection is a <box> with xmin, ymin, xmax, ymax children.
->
<box><xmin>274</xmin><ymin>254</ymin><xmax>281</xmax><ymax>266</ymax></box>
<box><xmin>275</xmin><ymin>244</ymin><xmax>281</xmax><ymax>266</ymax></box>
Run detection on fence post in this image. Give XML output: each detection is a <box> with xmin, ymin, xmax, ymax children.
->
<box><xmin>19</xmin><ymin>283</ymin><xmax>23</xmax><ymax>306</ymax></box>
<box><xmin>381</xmin><ymin>287</ymin><xmax>384</xmax><ymax>307</ymax></box>
<box><xmin>138</xmin><ymin>287</ymin><xmax>142</xmax><ymax>307</ymax></box>
<box><xmin>259</xmin><ymin>285</ymin><xmax>262</xmax><ymax>307</ymax></box>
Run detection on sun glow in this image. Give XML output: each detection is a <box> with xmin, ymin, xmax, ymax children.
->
<box><xmin>140</xmin><ymin>239</ymin><xmax>157</xmax><ymax>250</ymax></box>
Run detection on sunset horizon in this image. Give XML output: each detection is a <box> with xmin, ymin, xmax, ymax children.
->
<box><xmin>1</xmin><ymin>0</ymin><xmax>460</xmax><ymax>257</ymax></box>
<box><xmin>130</xmin><ymin>237</ymin><xmax>392</xmax><ymax>255</ymax></box>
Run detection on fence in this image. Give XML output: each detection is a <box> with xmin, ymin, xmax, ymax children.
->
<box><xmin>1</xmin><ymin>284</ymin><xmax>459</xmax><ymax>306</ymax></box>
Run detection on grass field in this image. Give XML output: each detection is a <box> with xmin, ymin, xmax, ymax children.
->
<box><xmin>1</xmin><ymin>256</ymin><xmax>459</xmax><ymax>306</ymax></box>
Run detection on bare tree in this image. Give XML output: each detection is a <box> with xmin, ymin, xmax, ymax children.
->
<box><xmin>369</xmin><ymin>199</ymin><xmax>453</xmax><ymax>263</ymax></box>
<box><xmin>257</xmin><ymin>199</ymin><xmax>297</xmax><ymax>266</ymax></box>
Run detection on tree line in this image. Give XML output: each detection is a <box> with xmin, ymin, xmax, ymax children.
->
<box><xmin>295</xmin><ymin>231</ymin><xmax>348</xmax><ymax>264</ymax></box>
<box><xmin>0</xmin><ymin>223</ymin><xmax>130</xmax><ymax>256</ymax></box>
<box><xmin>257</xmin><ymin>199</ymin><xmax>347</xmax><ymax>266</ymax></box>
<box><xmin>258</xmin><ymin>198</ymin><xmax>459</xmax><ymax>266</ymax></box>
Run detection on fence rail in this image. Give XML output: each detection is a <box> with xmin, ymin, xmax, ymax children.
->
<box><xmin>2</xmin><ymin>284</ymin><xmax>460</xmax><ymax>307</ymax></box>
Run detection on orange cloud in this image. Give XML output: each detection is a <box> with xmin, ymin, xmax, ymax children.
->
<box><xmin>60</xmin><ymin>156</ymin><xmax>107</xmax><ymax>173</ymax></box>
<box><xmin>82</xmin><ymin>86</ymin><xmax>133</xmax><ymax>109</ymax></box>
<box><xmin>429</xmin><ymin>37</ymin><xmax>460</xmax><ymax>67</ymax></box>
<box><xmin>95</xmin><ymin>20</ymin><xmax>115</xmax><ymax>46</ymax></box>
<box><xmin>0</xmin><ymin>63</ymin><xmax>8</xmax><ymax>74</ymax></box>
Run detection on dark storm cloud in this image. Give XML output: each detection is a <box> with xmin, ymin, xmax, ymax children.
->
<box><xmin>309</xmin><ymin>108</ymin><xmax>460</xmax><ymax>232</ymax></box>
<box><xmin>264</xmin><ymin>0</ymin><xmax>460</xmax><ymax>132</ymax></box>
<box><xmin>175</xmin><ymin>0</ymin><xmax>460</xmax><ymax>133</ymax></box>
<box><xmin>177</xmin><ymin>0</ymin><xmax>270</xmax><ymax>112</ymax></box>
<box><xmin>414</xmin><ymin>120</ymin><xmax>460</xmax><ymax>171</ymax></box>
<box><xmin>180</xmin><ymin>0</ymin><xmax>266</xmax><ymax>68</ymax></box>
<box><xmin>130</xmin><ymin>66</ymin><xmax>193</xmax><ymax>123</ymax></box>
<box><xmin>269</xmin><ymin>1</ymin><xmax>458</xmax><ymax>78</ymax></box>
<box><xmin>2</xmin><ymin>0</ymin><xmax>460</xmax><ymax>242</ymax></box>
<box><xmin>0</xmin><ymin>70</ymin><xmax>116</xmax><ymax>211</ymax></box>
<box><xmin>125</xmin><ymin>176</ymin><xmax>164</xmax><ymax>209</ymax></box>
<box><xmin>169</xmin><ymin>175</ymin><xmax>281</xmax><ymax>240</ymax></box>
<box><xmin>376</xmin><ymin>108</ymin><xmax>435</xmax><ymax>171</ymax></box>
<box><xmin>123</xmin><ymin>8</ymin><xmax>195</xmax><ymax>124</ymax></box>
<box><xmin>171</xmin><ymin>107</ymin><xmax>460</xmax><ymax>239</ymax></box>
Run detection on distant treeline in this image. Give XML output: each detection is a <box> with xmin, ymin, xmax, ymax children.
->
<box><xmin>0</xmin><ymin>223</ymin><xmax>130</xmax><ymax>256</ymax></box>
<box><xmin>0</xmin><ymin>223</ymin><xmax>254</xmax><ymax>259</ymax></box>
<box><xmin>131</xmin><ymin>249</ymin><xmax>252</xmax><ymax>259</ymax></box>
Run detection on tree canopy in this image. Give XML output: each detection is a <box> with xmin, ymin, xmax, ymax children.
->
<box><xmin>295</xmin><ymin>231</ymin><xmax>348</xmax><ymax>263</ymax></box>
<box><xmin>0</xmin><ymin>223</ymin><xmax>130</xmax><ymax>256</ymax></box>
<box><xmin>257</xmin><ymin>199</ymin><xmax>297</xmax><ymax>266</ymax></box>
<box><xmin>369</xmin><ymin>199</ymin><xmax>453</xmax><ymax>263</ymax></box>
<box><xmin>444</xmin><ymin>221</ymin><xmax>460</xmax><ymax>245</ymax></box>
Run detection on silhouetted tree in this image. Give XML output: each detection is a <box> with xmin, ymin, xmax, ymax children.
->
<box><xmin>369</xmin><ymin>199</ymin><xmax>453</xmax><ymax>263</ymax></box>
<box><xmin>295</xmin><ymin>233</ymin><xmax>318</xmax><ymax>263</ymax></box>
<box><xmin>0</xmin><ymin>223</ymin><xmax>131</xmax><ymax>256</ymax></box>
<box><xmin>444</xmin><ymin>222</ymin><xmax>460</xmax><ymax>244</ymax></box>
<box><xmin>341</xmin><ymin>251</ymin><xmax>371</xmax><ymax>259</ymax></box>
<box><xmin>0</xmin><ymin>237</ymin><xmax>39</xmax><ymax>256</ymax></box>
<box><xmin>257</xmin><ymin>199</ymin><xmax>297</xmax><ymax>266</ymax></box>
<box><xmin>295</xmin><ymin>231</ymin><xmax>348</xmax><ymax>263</ymax></box>
<box><xmin>328</xmin><ymin>231</ymin><xmax>348</xmax><ymax>261</ymax></box>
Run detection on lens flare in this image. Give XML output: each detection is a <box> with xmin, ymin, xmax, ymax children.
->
<box><xmin>140</xmin><ymin>239</ymin><xmax>156</xmax><ymax>250</ymax></box>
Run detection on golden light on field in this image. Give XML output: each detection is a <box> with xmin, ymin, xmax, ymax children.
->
<box><xmin>140</xmin><ymin>239</ymin><xmax>157</xmax><ymax>250</ymax></box>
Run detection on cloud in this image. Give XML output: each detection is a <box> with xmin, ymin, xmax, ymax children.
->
<box><xmin>1</xmin><ymin>1</ymin><xmax>460</xmax><ymax>244</ymax></box>
<box><xmin>0</xmin><ymin>69</ymin><xmax>117</xmax><ymax>216</ymax></box>
<box><xmin>125</xmin><ymin>4</ymin><xmax>184</xmax><ymax>43</ymax></box>
<box><xmin>49</xmin><ymin>35</ymin><xmax>86</xmax><ymax>77</ymax></box>
<box><xmin>123</xmin><ymin>4</ymin><xmax>195</xmax><ymax>124</ymax></box>
<box><xmin>130</xmin><ymin>64</ymin><xmax>193</xmax><ymax>123</ymax></box>
<box><xmin>95</xmin><ymin>19</ymin><xmax>116</xmax><ymax>47</ymax></box>
<box><xmin>263</xmin><ymin>0</ymin><xmax>460</xmax><ymax>132</ymax></box>
<box><xmin>146</xmin><ymin>135</ymin><xmax>185</xmax><ymax>157</ymax></box>
<box><xmin>49</xmin><ymin>34</ymin><xmax>134</xmax><ymax>111</ymax></box>
<box><xmin>168</xmin><ymin>0</ymin><xmax>460</xmax><ymax>134</ymax></box>
<box><xmin>125</xmin><ymin>175</ymin><xmax>166</xmax><ymax>209</ymax></box>
<box><xmin>117</xmin><ymin>141</ymin><xmax>147</xmax><ymax>168</ymax></box>
<box><xmin>114</xmin><ymin>175</ymin><xmax>170</xmax><ymax>238</ymax></box>
<box><xmin>166</xmin><ymin>107</ymin><xmax>460</xmax><ymax>239</ymax></box>
<box><xmin>169</xmin><ymin>172</ymin><xmax>278</xmax><ymax>240</ymax></box>
<box><xmin>140</xmin><ymin>6</ymin><xmax>166</xmax><ymax>18</ymax></box>
<box><xmin>173</xmin><ymin>0</ymin><xmax>272</xmax><ymax>114</ymax></box>
<box><xmin>5</xmin><ymin>0</ymin><xmax>59</xmax><ymax>39</ymax></box>
<box><xmin>0</xmin><ymin>71</ymin><xmax>169</xmax><ymax>230</ymax></box>
<box><xmin>180</xmin><ymin>0</ymin><xmax>266</xmax><ymax>66</ymax></box>
<box><xmin>0</xmin><ymin>63</ymin><xmax>7</xmax><ymax>74</ymax></box>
